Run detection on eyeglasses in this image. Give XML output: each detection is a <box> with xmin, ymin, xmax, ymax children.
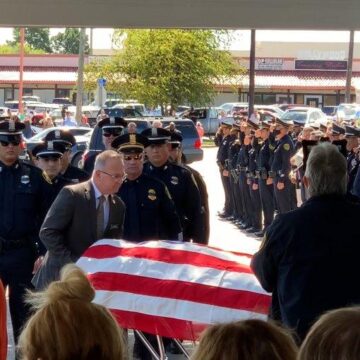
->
<box><xmin>123</xmin><ymin>154</ymin><xmax>143</xmax><ymax>161</ymax></box>
<box><xmin>98</xmin><ymin>170</ymin><xmax>126</xmax><ymax>181</ymax></box>
<box><xmin>103</xmin><ymin>131</ymin><xmax>122</xmax><ymax>138</ymax></box>
<box><xmin>0</xmin><ymin>140</ymin><xmax>21</xmax><ymax>147</ymax></box>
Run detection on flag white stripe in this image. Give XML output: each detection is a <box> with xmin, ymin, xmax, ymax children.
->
<box><xmin>97</xmin><ymin>239</ymin><xmax>252</xmax><ymax>264</ymax></box>
<box><xmin>77</xmin><ymin>256</ymin><xmax>268</xmax><ymax>295</ymax></box>
<box><xmin>94</xmin><ymin>289</ymin><xmax>268</xmax><ymax>325</ymax></box>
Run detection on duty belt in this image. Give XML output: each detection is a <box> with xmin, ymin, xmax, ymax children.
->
<box><xmin>268</xmin><ymin>171</ymin><xmax>276</xmax><ymax>178</ymax></box>
<box><xmin>238</xmin><ymin>166</ymin><xmax>247</xmax><ymax>171</ymax></box>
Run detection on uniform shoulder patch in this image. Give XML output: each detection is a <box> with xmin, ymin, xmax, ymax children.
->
<box><xmin>283</xmin><ymin>143</ymin><xmax>290</xmax><ymax>151</ymax></box>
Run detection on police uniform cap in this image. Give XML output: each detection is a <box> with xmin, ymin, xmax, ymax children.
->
<box><xmin>0</xmin><ymin>119</ymin><xmax>25</xmax><ymax>135</ymax></box>
<box><xmin>32</xmin><ymin>141</ymin><xmax>66</xmax><ymax>158</ymax></box>
<box><xmin>169</xmin><ymin>132</ymin><xmax>183</xmax><ymax>144</ymax></box>
<box><xmin>98</xmin><ymin>117</ymin><xmax>127</xmax><ymax>130</ymax></box>
<box><xmin>247</xmin><ymin>117</ymin><xmax>260</xmax><ymax>130</ymax></box>
<box><xmin>220</xmin><ymin>118</ymin><xmax>234</xmax><ymax>128</ymax></box>
<box><xmin>293</xmin><ymin>119</ymin><xmax>305</xmax><ymax>127</ymax></box>
<box><xmin>331</xmin><ymin>123</ymin><xmax>345</xmax><ymax>136</ymax></box>
<box><xmin>259</xmin><ymin>120</ymin><xmax>271</xmax><ymax>130</ymax></box>
<box><xmin>319</xmin><ymin>123</ymin><xmax>328</xmax><ymax>132</ymax></box>
<box><xmin>344</xmin><ymin>125</ymin><xmax>360</xmax><ymax>137</ymax></box>
<box><xmin>275</xmin><ymin>117</ymin><xmax>294</xmax><ymax>128</ymax></box>
<box><xmin>44</xmin><ymin>129</ymin><xmax>76</xmax><ymax>148</ymax></box>
<box><xmin>141</xmin><ymin>127</ymin><xmax>171</xmax><ymax>145</ymax></box>
<box><xmin>111</xmin><ymin>133</ymin><xmax>149</xmax><ymax>152</ymax></box>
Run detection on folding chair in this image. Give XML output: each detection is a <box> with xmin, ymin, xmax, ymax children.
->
<box><xmin>77</xmin><ymin>239</ymin><xmax>271</xmax><ymax>360</ymax></box>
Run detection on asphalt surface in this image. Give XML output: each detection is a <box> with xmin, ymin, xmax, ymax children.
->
<box><xmin>6</xmin><ymin>147</ymin><xmax>261</xmax><ymax>359</ymax></box>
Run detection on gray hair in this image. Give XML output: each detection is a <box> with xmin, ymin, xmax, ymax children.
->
<box><xmin>93</xmin><ymin>150</ymin><xmax>123</xmax><ymax>171</ymax></box>
<box><xmin>305</xmin><ymin>142</ymin><xmax>347</xmax><ymax>197</ymax></box>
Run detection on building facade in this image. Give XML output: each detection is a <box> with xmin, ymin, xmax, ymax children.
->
<box><xmin>1</xmin><ymin>40</ymin><xmax>360</xmax><ymax>107</ymax></box>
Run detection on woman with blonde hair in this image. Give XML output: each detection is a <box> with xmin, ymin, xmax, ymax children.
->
<box><xmin>191</xmin><ymin>319</ymin><xmax>297</xmax><ymax>360</ymax></box>
<box><xmin>298</xmin><ymin>307</ymin><xmax>360</xmax><ymax>360</ymax></box>
<box><xmin>18</xmin><ymin>264</ymin><xmax>126</xmax><ymax>360</ymax></box>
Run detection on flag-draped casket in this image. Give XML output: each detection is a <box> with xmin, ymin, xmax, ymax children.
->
<box><xmin>77</xmin><ymin>239</ymin><xmax>271</xmax><ymax>341</ymax></box>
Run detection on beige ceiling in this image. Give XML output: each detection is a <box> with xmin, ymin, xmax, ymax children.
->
<box><xmin>1</xmin><ymin>0</ymin><xmax>359</xmax><ymax>29</ymax></box>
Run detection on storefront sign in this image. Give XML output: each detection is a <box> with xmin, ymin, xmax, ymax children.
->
<box><xmin>256</xmin><ymin>58</ymin><xmax>284</xmax><ymax>70</ymax></box>
<box><xmin>295</xmin><ymin>60</ymin><xmax>347</xmax><ymax>70</ymax></box>
<box><xmin>297</xmin><ymin>50</ymin><xmax>346</xmax><ymax>61</ymax></box>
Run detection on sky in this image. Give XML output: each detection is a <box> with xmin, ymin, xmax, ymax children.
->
<box><xmin>0</xmin><ymin>28</ymin><xmax>358</xmax><ymax>50</ymax></box>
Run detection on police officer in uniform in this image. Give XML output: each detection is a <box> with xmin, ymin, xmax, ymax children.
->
<box><xmin>83</xmin><ymin>117</ymin><xmax>126</xmax><ymax>174</ymax></box>
<box><xmin>112</xmin><ymin>133</ymin><xmax>182</xmax><ymax>241</ymax></box>
<box><xmin>31</xmin><ymin>141</ymin><xmax>72</xmax><ymax>205</ymax></box>
<box><xmin>271</xmin><ymin>117</ymin><xmax>296</xmax><ymax>214</ymax></box>
<box><xmin>168</xmin><ymin>132</ymin><xmax>210</xmax><ymax>244</ymax></box>
<box><xmin>216</xmin><ymin>119</ymin><xmax>233</xmax><ymax>218</ymax></box>
<box><xmin>255</xmin><ymin>120</ymin><xmax>275</xmax><ymax>237</ymax></box>
<box><xmin>246</xmin><ymin>118</ymin><xmax>262</xmax><ymax>233</ymax></box>
<box><xmin>45</xmin><ymin>129</ymin><xmax>89</xmax><ymax>184</ymax></box>
<box><xmin>237</xmin><ymin>123</ymin><xmax>253</xmax><ymax>230</ymax></box>
<box><xmin>142</xmin><ymin>128</ymin><xmax>203</xmax><ymax>243</ymax></box>
<box><xmin>0</xmin><ymin>120</ymin><xmax>51</xmax><ymax>343</ymax></box>
<box><xmin>344</xmin><ymin>125</ymin><xmax>360</xmax><ymax>193</ymax></box>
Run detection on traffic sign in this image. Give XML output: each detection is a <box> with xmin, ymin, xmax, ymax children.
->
<box><xmin>97</xmin><ymin>78</ymin><xmax>107</xmax><ymax>87</ymax></box>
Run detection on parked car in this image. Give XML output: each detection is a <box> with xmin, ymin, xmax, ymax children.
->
<box><xmin>254</xmin><ymin>105</ymin><xmax>284</xmax><ymax>117</ymax></box>
<box><xmin>24</xmin><ymin>126</ymin><xmax>92</xmax><ymax>164</ymax></box>
<box><xmin>52</xmin><ymin>97</ymin><xmax>73</xmax><ymax>105</ymax></box>
<box><xmin>112</xmin><ymin>103</ymin><xmax>146</xmax><ymax>115</ymax></box>
<box><xmin>82</xmin><ymin>118</ymin><xmax>151</xmax><ymax>168</ymax></box>
<box><xmin>336</xmin><ymin>103</ymin><xmax>359</xmax><ymax>122</ymax></box>
<box><xmin>160</xmin><ymin>119</ymin><xmax>204</xmax><ymax>164</ymax></box>
<box><xmin>281</xmin><ymin>107</ymin><xmax>327</xmax><ymax>126</ymax></box>
<box><xmin>180</xmin><ymin>107</ymin><xmax>220</xmax><ymax>135</ymax></box>
<box><xmin>218</xmin><ymin>102</ymin><xmax>248</xmax><ymax>115</ymax></box>
<box><xmin>322</xmin><ymin>105</ymin><xmax>337</xmax><ymax>117</ymax></box>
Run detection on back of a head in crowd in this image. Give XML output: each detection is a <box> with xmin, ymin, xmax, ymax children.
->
<box><xmin>298</xmin><ymin>307</ymin><xmax>360</xmax><ymax>360</ymax></box>
<box><xmin>304</xmin><ymin>142</ymin><xmax>347</xmax><ymax>197</ymax></box>
<box><xmin>18</xmin><ymin>264</ymin><xmax>125</xmax><ymax>360</ymax></box>
<box><xmin>190</xmin><ymin>319</ymin><xmax>297</xmax><ymax>360</ymax></box>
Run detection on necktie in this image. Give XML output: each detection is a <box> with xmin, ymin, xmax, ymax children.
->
<box><xmin>96</xmin><ymin>195</ymin><xmax>105</xmax><ymax>239</ymax></box>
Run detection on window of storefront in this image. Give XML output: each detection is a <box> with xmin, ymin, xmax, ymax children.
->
<box><xmin>24</xmin><ymin>88</ymin><xmax>33</xmax><ymax>96</ymax></box>
<box><xmin>262</xmin><ymin>94</ymin><xmax>276</xmax><ymax>104</ymax></box>
<box><xmin>324</xmin><ymin>95</ymin><xmax>336</xmax><ymax>106</ymax></box>
<box><xmin>4</xmin><ymin>88</ymin><xmax>13</xmax><ymax>101</ymax></box>
<box><xmin>55</xmin><ymin>89</ymin><xmax>70</xmax><ymax>98</ymax></box>
<box><xmin>295</xmin><ymin>94</ymin><xmax>304</xmax><ymax>104</ymax></box>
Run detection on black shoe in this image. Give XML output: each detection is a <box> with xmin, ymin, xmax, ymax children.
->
<box><xmin>254</xmin><ymin>230</ymin><xmax>264</xmax><ymax>237</ymax></box>
<box><xmin>239</xmin><ymin>223</ymin><xmax>249</xmax><ymax>229</ymax></box>
<box><xmin>246</xmin><ymin>227</ymin><xmax>257</xmax><ymax>233</ymax></box>
<box><xmin>218</xmin><ymin>212</ymin><xmax>230</xmax><ymax>219</ymax></box>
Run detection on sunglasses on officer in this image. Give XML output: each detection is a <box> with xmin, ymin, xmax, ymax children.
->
<box><xmin>123</xmin><ymin>153</ymin><xmax>143</xmax><ymax>161</ymax></box>
<box><xmin>0</xmin><ymin>135</ymin><xmax>21</xmax><ymax>147</ymax></box>
<box><xmin>103</xmin><ymin>129</ymin><xmax>123</xmax><ymax>138</ymax></box>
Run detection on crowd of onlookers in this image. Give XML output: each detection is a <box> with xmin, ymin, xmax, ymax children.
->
<box><xmin>3</xmin><ymin>264</ymin><xmax>358</xmax><ymax>359</ymax></box>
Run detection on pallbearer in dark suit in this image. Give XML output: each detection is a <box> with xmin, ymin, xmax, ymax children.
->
<box><xmin>33</xmin><ymin>150</ymin><xmax>126</xmax><ymax>290</ymax></box>
<box><xmin>112</xmin><ymin>133</ymin><xmax>182</xmax><ymax>241</ymax></box>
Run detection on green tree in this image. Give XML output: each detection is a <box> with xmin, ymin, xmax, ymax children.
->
<box><xmin>51</xmin><ymin>28</ymin><xmax>89</xmax><ymax>54</ymax></box>
<box><xmin>84</xmin><ymin>29</ymin><xmax>244</xmax><ymax>110</ymax></box>
<box><xmin>0</xmin><ymin>44</ymin><xmax>46</xmax><ymax>54</ymax></box>
<box><xmin>8</xmin><ymin>28</ymin><xmax>52</xmax><ymax>53</ymax></box>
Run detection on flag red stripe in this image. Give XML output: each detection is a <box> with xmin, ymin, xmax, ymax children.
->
<box><xmin>111</xmin><ymin>308</ymin><xmax>210</xmax><ymax>340</ymax></box>
<box><xmin>83</xmin><ymin>245</ymin><xmax>253</xmax><ymax>274</ymax></box>
<box><xmin>88</xmin><ymin>273</ymin><xmax>270</xmax><ymax>314</ymax></box>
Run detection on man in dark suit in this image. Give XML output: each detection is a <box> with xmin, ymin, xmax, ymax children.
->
<box><xmin>251</xmin><ymin>142</ymin><xmax>360</xmax><ymax>342</ymax></box>
<box><xmin>33</xmin><ymin>150</ymin><xmax>126</xmax><ymax>290</ymax></box>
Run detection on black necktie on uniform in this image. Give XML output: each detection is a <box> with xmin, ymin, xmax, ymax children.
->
<box><xmin>127</xmin><ymin>182</ymin><xmax>140</xmax><ymax>240</ymax></box>
<box><xmin>3</xmin><ymin>167</ymin><xmax>14</xmax><ymax>233</ymax></box>
<box><xmin>96</xmin><ymin>195</ymin><xmax>105</xmax><ymax>239</ymax></box>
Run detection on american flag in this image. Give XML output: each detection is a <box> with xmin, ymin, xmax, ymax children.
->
<box><xmin>77</xmin><ymin>239</ymin><xmax>271</xmax><ymax>341</ymax></box>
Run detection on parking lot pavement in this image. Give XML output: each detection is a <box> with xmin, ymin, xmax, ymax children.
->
<box><xmin>7</xmin><ymin>147</ymin><xmax>260</xmax><ymax>359</ymax></box>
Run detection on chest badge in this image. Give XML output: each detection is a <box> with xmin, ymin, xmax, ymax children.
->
<box><xmin>148</xmin><ymin>188</ymin><xmax>157</xmax><ymax>201</ymax></box>
<box><xmin>170</xmin><ymin>176</ymin><xmax>179</xmax><ymax>185</ymax></box>
<box><xmin>21</xmin><ymin>175</ymin><xmax>30</xmax><ymax>185</ymax></box>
